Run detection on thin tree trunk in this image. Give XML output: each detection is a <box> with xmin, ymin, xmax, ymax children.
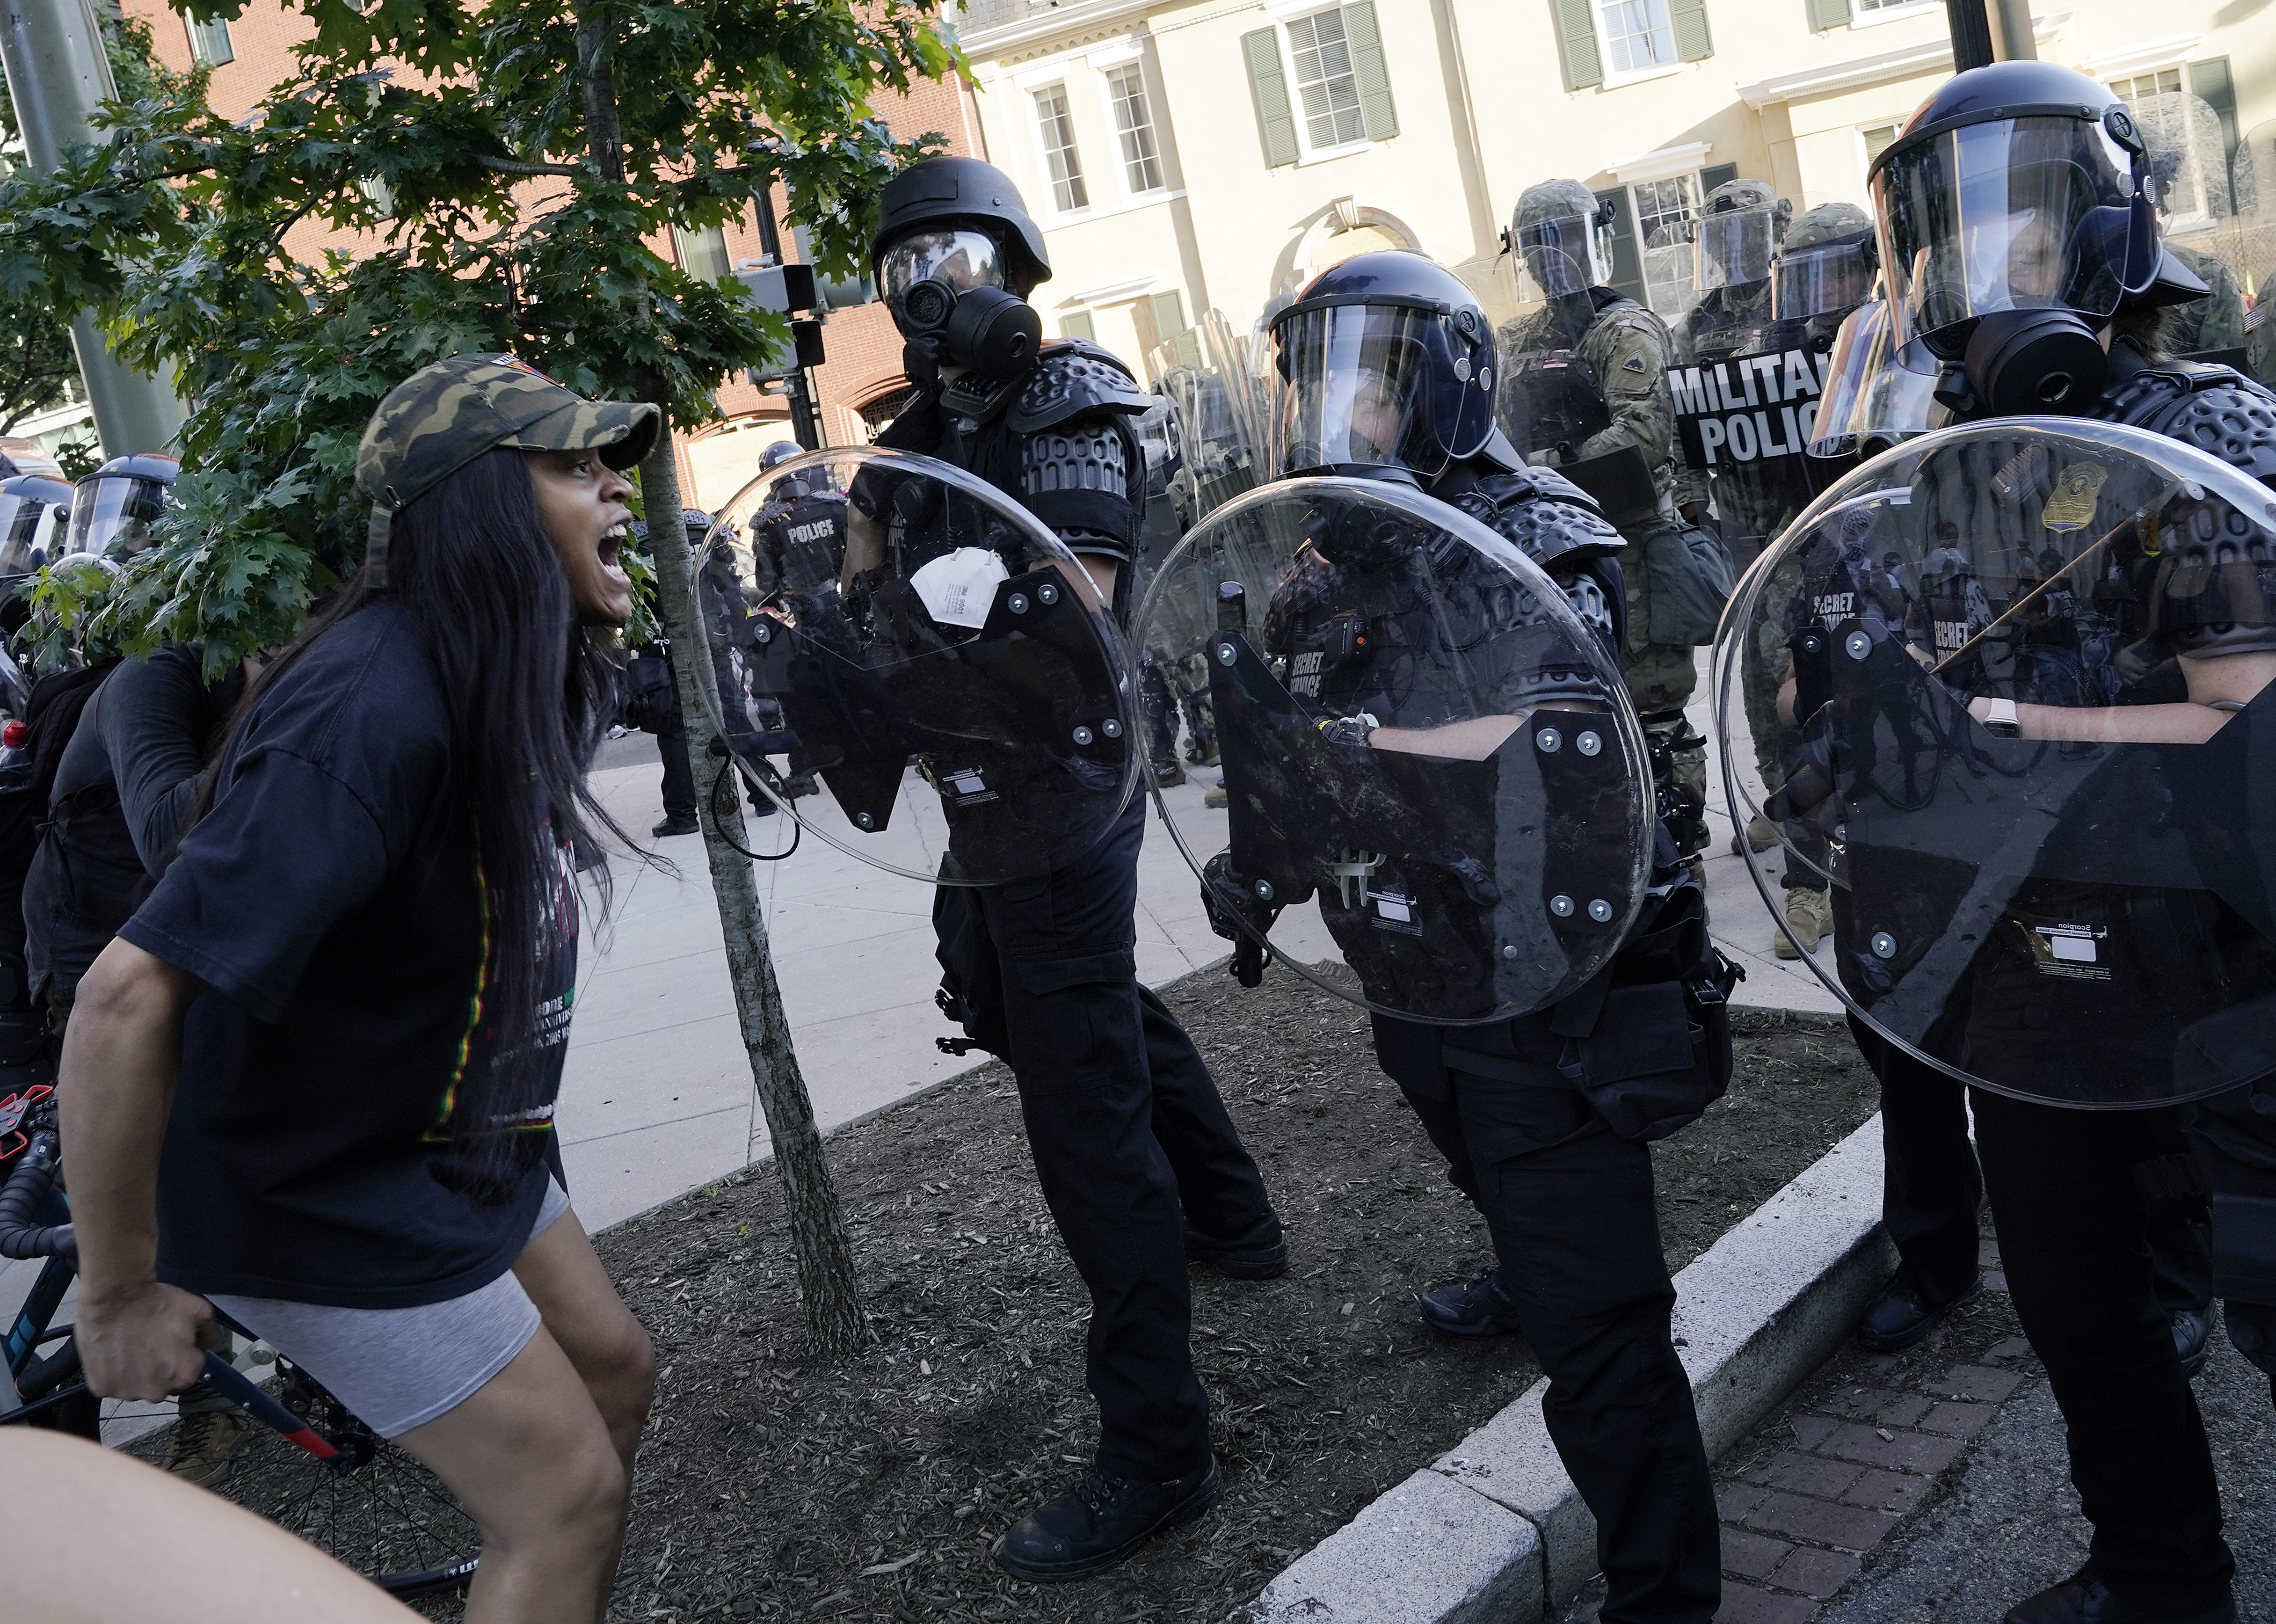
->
<box><xmin>577</xmin><ymin>0</ymin><xmax>864</xmax><ymax>1355</ymax></box>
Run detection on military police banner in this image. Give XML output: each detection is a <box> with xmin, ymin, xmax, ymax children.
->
<box><xmin>1670</xmin><ymin>344</ymin><xmax>1829</xmax><ymax>474</ymax></box>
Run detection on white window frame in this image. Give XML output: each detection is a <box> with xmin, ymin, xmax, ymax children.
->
<box><xmin>185</xmin><ymin>12</ymin><xmax>234</xmax><ymax>66</ymax></box>
<box><xmin>1028</xmin><ymin>80</ymin><xmax>1093</xmax><ymax>218</ymax></box>
<box><xmin>1857</xmin><ymin>119</ymin><xmax>1903</xmax><ymax>178</ymax></box>
<box><xmin>1265</xmin><ymin>3</ymin><xmax>1372</xmax><ymax>164</ymax></box>
<box><xmin>1593</xmin><ymin>0</ymin><xmax>1683</xmax><ymax>89</ymax></box>
<box><xmin>1848</xmin><ymin>0</ymin><xmax>1939</xmax><ymax>30</ymax></box>
<box><xmin>1627</xmin><ymin>171</ymin><xmax>1704</xmax><ymax>320</ymax></box>
<box><xmin>1097</xmin><ymin>57</ymin><xmax>1167</xmax><ymax>199</ymax></box>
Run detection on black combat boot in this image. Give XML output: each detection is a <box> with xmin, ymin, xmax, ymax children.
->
<box><xmin>1855</xmin><ymin>1271</ymin><xmax>1982</xmax><ymax>1353</ymax></box>
<box><xmin>1184</xmin><ymin>1221</ymin><xmax>1287</xmax><ymax>1280</ymax></box>
<box><xmin>2003</xmin><ymin>1568</ymin><xmax>2236</xmax><ymax>1624</ymax></box>
<box><xmin>1419</xmin><ymin>1268</ymin><xmax>1525</xmax><ymax>1337</ymax></box>
<box><xmin>994</xmin><ymin>1455</ymin><xmax>1222</xmax><ymax>1581</ymax></box>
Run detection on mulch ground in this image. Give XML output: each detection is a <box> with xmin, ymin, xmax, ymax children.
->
<box><xmin>586</xmin><ymin>963</ymin><xmax>1878</xmax><ymax>1623</ymax></box>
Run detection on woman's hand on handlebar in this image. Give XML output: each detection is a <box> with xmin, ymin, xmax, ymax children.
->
<box><xmin>77</xmin><ymin>1280</ymin><xmax>218</xmax><ymax>1403</ymax></box>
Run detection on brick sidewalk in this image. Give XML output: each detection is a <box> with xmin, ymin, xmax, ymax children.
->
<box><xmin>1558</xmin><ymin>1237</ymin><xmax>2034</xmax><ymax>1624</ymax></box>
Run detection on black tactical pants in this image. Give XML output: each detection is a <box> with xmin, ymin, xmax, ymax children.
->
<box><xmin>654</xmin><ymin>706</ymin><xmax>697</xmax><ymax>822</ymax></box>
<box><xmin>974</xmin><ymin>798</ymin><xmax>1280</xmax><ymax>1482</ymax></box>
<box><xmin>1374</xmin><ymin>1013</ymin><xmax>1720</xmax><ymax>1624</ymax></box>
<box><xmin>1968</xmin><ymin>1087</ymin><xmax>2234</xmax><ymax>1614</ymax></box>
<box><xmin>2185</xmin><ymin>1083</ymin><xmax>2276</xmax><ymax>1406</ymax></box>
<box><xmin>1854</xmin><ymin>1018</ymin><xmax>2214</xmax><ymax>1314</ymax></box>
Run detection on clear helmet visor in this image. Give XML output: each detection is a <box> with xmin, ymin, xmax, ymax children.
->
<box><xmin>65</xmin><ymin>476</ymin><xmax>169</xmax><ymax>558</ymax></box>
<box><xmin>1807</xmin><ymin>300</ymin><xmax>1944</xmax><ymax>457</ymax></box>
<box><xmin>1268</xmin><ymin>304</ymin><xmax>1433</xmax><ymax>477</ymax></box>
<box><xmin>877</xmin><ymin>229</ymin><xmax>1008</xmax><ymax>318</ymax></box>
<box><xmin>0</xmin><ymin>490</ymin><xmax>59</xmax><ymax>575</ymax></box>
<box><xmin>1875</xmin><ymin>116</ymin><xmax>2141</xmax><ymax>363</ymax></box>
<box><xmin>1773</xmin><ymin>240</ymin><xmax>1875</xmax><ymax>321</ymax></box>
<box><xmin>1517</xmin><ymin>214</ymin><xmax>1606</xmax><ymax>299</ymax></box>
<box><xmin>1695</xmin><ymin>206</ymin><xmax>1778</xmax><ymax>292</ymax></box>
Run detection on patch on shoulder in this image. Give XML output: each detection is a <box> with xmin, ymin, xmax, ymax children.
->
<box><xmin>1622</xmin><ymin>355</ymin><xmax>1647</xmax><ymax>372</ymax></box>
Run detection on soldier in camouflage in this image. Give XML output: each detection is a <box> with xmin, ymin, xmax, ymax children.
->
<box><xmin>1672</xmin><ymin>178</ymin><xmax>1796</xmax><ymax>561</ymax></box>
<box><xmin>2144</xmin><ymin>133</ymin><xmax>2247</xmax><ymax>358</ymax></box>
<box><xmin>1497</xmin><ymin>178</ymin><xmax>1712</xmax><ymax>861</ymax></box>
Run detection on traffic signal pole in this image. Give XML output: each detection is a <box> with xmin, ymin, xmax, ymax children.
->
<box><xmin>0</xmin><ymin>0</ymin><xmax>186</xmax><ymax>456</ymax></box>
<box><xmin>750</xmin><ymin>194</ymin><xmax>824</xmax><ymax>452</ymax></box>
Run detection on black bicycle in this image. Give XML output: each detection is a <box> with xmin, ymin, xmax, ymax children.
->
<box><xmin>0</xmin><ymin>1089</ymin><xmax>480</xmax><ymax>1604</ymax></box>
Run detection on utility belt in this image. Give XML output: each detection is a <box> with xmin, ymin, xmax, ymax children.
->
<box><xmin>1446</xmin><ymin>878</ymin><xmax>1742</xmax><ymax>1142</ymax></box>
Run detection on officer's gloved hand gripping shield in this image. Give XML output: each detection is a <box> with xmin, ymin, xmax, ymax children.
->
<box><xmin>1134</xmin><ymin>477</ymin><xmax>1653</xmax><ymax>1022</ymax></box>
<box><xmin>1713</xmin><ymin>419</ymin><xmax>2276</xmax><ymax>1107</ymax></box>
<box><xmin>697</xmin><ymin>448</ymin><xmax>1139</xmax><ymax>886</ymax></box>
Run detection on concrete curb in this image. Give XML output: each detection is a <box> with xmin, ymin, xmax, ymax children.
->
<box><xmin>1236</xmin><ymin>1114</ymin><xmax>1895</xmax><ymax>1623</ymax></box>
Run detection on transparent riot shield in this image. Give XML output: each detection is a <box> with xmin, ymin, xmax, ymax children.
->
<box><xmin>698</xmin><ymin>447</ymin><xmax>1139</xmax><ymax>887</ymax></box>
<box><xmin>1134</xmin><ymin>477</ymin><xmax>1654</xmax><ymax>1023</ymax></box>
<box><xmin>1713</xmin><ymin>418</ymin><xmax>2276</xmax><ymax>1107</ymax></box>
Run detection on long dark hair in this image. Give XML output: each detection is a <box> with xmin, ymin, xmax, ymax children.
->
<box><xmin>200</xmin><ymin>447</ymin><xmax>631</xmax><ymax>1198</ymax></box>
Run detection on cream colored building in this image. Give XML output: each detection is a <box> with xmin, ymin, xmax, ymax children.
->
<box><xmin>954</xmin><ymin>0</ymin><xmax>2275</xmax><ymax>369</ymax></box>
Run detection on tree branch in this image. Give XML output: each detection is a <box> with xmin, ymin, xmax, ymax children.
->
<box><xmin>473</xmin><ymin>154</ymin><xmax>585</xmax><ymax>177</ymax></box>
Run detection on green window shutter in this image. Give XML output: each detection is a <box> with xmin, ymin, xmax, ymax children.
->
<box><xmin>1062</xmin><ymin>311</ymin><xmax>1096</xmax><ymax>341</ymax></box>
<box><xmin>1342</xmin><ymin>2</ymin><xmax>1400</xmax><ymax>141</ymax></box>
<box><xmin>1805</xmin><ymin>0</ymin><xmax>1852</xmax><ymax>31</ymax></box>
<box><xmin>1700</xmin><ymin>161</ymin><xmax>1739</xmax><ymax>194</ymax></box>
<box><xmin>2189</xmin><ymin>56</ymin><xmax>2240</xmax><ymax>173</ymax></box>
<box><xmin>1242</xmin><ymin>28</ymin><xmax>1301</xmax><ymax>169</ymax></box>
<box><xmin>1670</xmin><ymin>0</ymin><xmax>1713</xmax><ymax>61</ymax></box>
<box><xmin>1149</xmin><ymin>290</ymin><xmax>1187</xmax><ymax>345</ymax></box>
<box><xmin>1549</xmin><ymin>0</ymin><xmax>1602</xmax><ymax>92</ymax></box>
<box><xmin>1595</xmin><ymin>185</ymin><xmax>1646</xmax><ymax>306</ymax></box>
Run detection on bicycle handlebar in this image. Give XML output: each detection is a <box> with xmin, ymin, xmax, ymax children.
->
<box><xmin>0</xmin><ymin>1124</ymin><xmax>76</xmax><ymax>1266</ymax></box>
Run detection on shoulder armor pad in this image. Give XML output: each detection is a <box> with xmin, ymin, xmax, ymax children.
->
<box><xmin>2101</xmin><ymin>365</ymin><xmax>2276</xmax><ymax>487</ymax></box>
<box><xmin>1452</xmin><ymin>469</ymin><xmax>1627</xmax><ymax>573</ymax></box>
<box><xmin>1006</xmin><ymin>341</ymin><xmax>1154</xmax><ymax>432</ymax></box>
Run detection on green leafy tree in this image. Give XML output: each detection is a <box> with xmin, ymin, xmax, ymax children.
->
<box><xmin>0</xmin><ymin>0</ymin><xmax>953</xmax><ymax>671</ymax></box>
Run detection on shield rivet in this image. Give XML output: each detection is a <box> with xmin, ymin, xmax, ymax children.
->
<box><xmin>1550</xmin><ymin>895</ymin><xmax>1575</xmax><ymax>917</ymax></box>
<box><xmin>1254</xmin><ymin>880</ymin><xmax>1274</xmax><ymax>902</ymax></box>
<box><xmin>1587</xmin><ymin>898</ymin><xmax>1613</xmax><ymax>922</ymax></box>
<box><xmin>1576</xmin><ymin>731</ymin><xmax>1601</xmax><ymax>756</ymax></box>
<box><xmin>1502</xmin><ymin>944</ymin><xmax>1520</xmax><ymax>960</ymax></box>
<box><xmin>1010</xmin><ymin>593</ymin><xmax>1031</xmax><ymax>614</ymax></box>
<box><xmin>1039</xmin><ymin>583</ymin><xmax>1059</xmax><ymax>605</ymax></box>
<box><xmin>1844</xmin><ymin>630</ymin><xmax>1872</xmax><ymax>661</ymax></box>
<box><xmin>855</xmin><ymin>812</ymin><xmax>874</xmax><ymax>830</ymax></box>
<box><xmin>1073</xmin><ymin>725</ymin><xmax>1095</xmax><ymax>745</ymax></box>
<box><xmin>1871</xmin><ymin>931</ymin><xmax>1898</xmax><ymax>959</ymax></box>
<box><xmin>1216</xmin><ymin>641</ymin><xmax>1237</xmax><ymax>665</ymax></box>
<box><xmin>1537</xmin><ymin>727</ymin><xmax>1563</xmax><ymax>753</ymax></box>
<box><xmin>1101</xmin><ymin>718</ymin><xmax>1123</xmax><ymax>738</ymax></box>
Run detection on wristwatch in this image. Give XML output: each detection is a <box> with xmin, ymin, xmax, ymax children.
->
<box><xmin>1982</xmin><ymin>696</ymin><xmax>2021</xmax><ymax>739</ymax></box>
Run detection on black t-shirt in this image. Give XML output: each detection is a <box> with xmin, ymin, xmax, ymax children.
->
<box><xmin>122</xmin><ymin>602</ymin><xmax>577</xmax><ymax>1308</ymax></box>
<box><xmin>24</xmin><ymin>645</ymin><xmax>241</xmax><ymax>1005</ymax></box>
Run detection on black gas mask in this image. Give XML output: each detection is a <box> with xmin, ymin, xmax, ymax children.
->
<box><xmin>880</xmin><ymin>227</ymin><xmax>1042</xmax><ymax>388</ymax></box>
<box><xmin>1932</xmin><ymin>309</ymin><xmax>2110</xmax><ymax>418</ymax></box>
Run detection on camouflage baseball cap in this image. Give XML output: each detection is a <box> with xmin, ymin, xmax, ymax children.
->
<box><xmin>1514</xmin><ymin>179</ymin><xmax>1600</xmax><ymax>233</ymax></box>
<box><xmin>355</xmin><ymin>353</ymin><xmax>662</xmax><ymax>584</ymax></box>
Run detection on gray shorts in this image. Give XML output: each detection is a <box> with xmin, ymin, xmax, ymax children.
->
<box><xmin>211</xmin><ymin>1179</ymin><xmax>573</xmax><ymax>1439</ymax></box>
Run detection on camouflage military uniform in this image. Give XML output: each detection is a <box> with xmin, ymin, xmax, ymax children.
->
<box><xmin>2161</xmin><ymin>240</ymin><xmax>2247</xmax><ymax>357</ymax></box>
<box><xmin>1497</xmin><ymin>182</ymin><xmax>1706</xmax><ymax>848</ymax></box>
<box><xmin>2250</xmin><ymin>288</ymin><xmax>2276</xmax><ymax>391</ymax></box>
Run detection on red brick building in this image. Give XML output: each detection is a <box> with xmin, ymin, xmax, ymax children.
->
<box><xmin>128</xmin><ymin>0</ymin><xmax>985</xmax><ymax>507</ymax></box>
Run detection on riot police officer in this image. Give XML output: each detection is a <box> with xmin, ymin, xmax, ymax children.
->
<box><xmin>1848</xmin><ymin>61</ymin><xmax>2276</xmax><ymax>1624</ymax></box>
<box><xmin>1497</xmin><ymin>179</ymin><xmax>1719</xmax><ymax>868</ymax></box>
<box><xmin>1221</xmin><ymin>250</ymin><xmax>1724</xmax><ymax>1623</ymax></box>
<box><xmin>1734</xmin><ymin>201</ymin><xmax>1878</xmax><ymax>959</ymax></box>
<box><xmin>863</xmin><ymin>156</ymin><xmax>1284</xmax><ymax>1581</ymax></box>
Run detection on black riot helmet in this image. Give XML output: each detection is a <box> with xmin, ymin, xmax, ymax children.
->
<box><xmin>759</xmin><ymin>440</ymin><xmax>802</xmax><ymax>471</ymax></box>
<box><xmin>1266</xmin><ymin>252</ymin><xmax>1499</xmax><ymax>482</ymax></box>
<box><xmin>870</xmin><ymin>158</ymin><xmax>1047</xmax><ymax>386</ymax></box>
<box><xmin>1868</xmin><ymin>61</ymin><xmax>2168</xmax><ymax>418</ymax></box>
<box><xmin>65</xmin><ymin>453</ymin><xmax>178</xmax><ymax>559</ymax></box>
